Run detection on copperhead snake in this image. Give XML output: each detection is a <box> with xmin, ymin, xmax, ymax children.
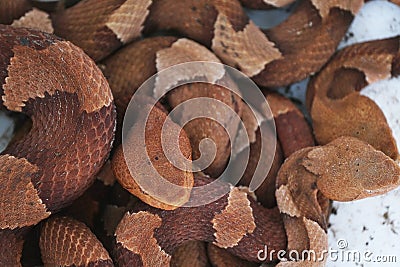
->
<box><xmin>0</xmin><ymin>25</ymin><xmax>116</xmax><ymax>265</ymax></box>
<box><xmin>0</xmin><ymin>0</ymin><xmax>399</xmax><ymax>266</ymax></box>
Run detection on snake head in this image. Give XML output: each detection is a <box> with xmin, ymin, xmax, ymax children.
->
<box><xmin>303</xmin><ymin>136</ymin><xmax>400</xmax><ymax>201</ymax></box>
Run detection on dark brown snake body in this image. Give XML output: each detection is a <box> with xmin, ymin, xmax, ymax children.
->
<box><xmin>0</xmin><ymin>25</ymin><xmax>115</xmax><ymax>266</ymax></box>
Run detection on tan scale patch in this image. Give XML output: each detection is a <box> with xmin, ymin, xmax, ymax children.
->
<box><xmin>212</xmin><ymin>13</ymin><xmax>282</xmax><ymax>77</ymax></box>
<box><xmin>237</xmin><ymin>186</ymin><xmax>257</xmax><ymax>201</ymax></box>
<box><xmin>115</xmin><ymin>211</ymin><xmax>171</xmax><ymax>267</ymax></box>
<box><xmin>311</xmin><ymin>0</ymin><xmax>364</xmax><ymax>19</ymax></box>
<box><xmin>155</xmin><ymin>38</ymin><xmax>225</xmax><ymax>98</ymax></box>
<box><xmin>0</xmin><ymin>155</ymin><xmax>50</xmax><ymax>230</ymax></box>
<box><xmin>3</xmin><ymin>41</ymin><xmax>112</xmax><ymax>113</ymax></box>
<box><xmin>263</xmin><ymin>0</ymin><xmax>296</xmax><ymax>7</ymax></box>
<box><xmin>0</xmin><ymin>229</ymin><xmax>25</xmax><ymax>266</ymax></box>
<box><xmin>343</xmin><ymin>54</ymin><xmax>393</xmax><ymax>84</ymax></box>
<box><xmin>212</xmin><ymin>187</ymin><xmax>256</xmax><ymax>248</ymax></box>
<box><xmin>106</xmin><ymin>0</ymin><xmax>152</xmax><ymax>44</ymax></box>
<box><xmin>11</xmin><ymin>8</ymin><xmax>53</xmax><ymax>33</ymax></box>
<box><xmin>275</xmin><ymin>185</ymin><xmax>302</xmax><ymax>217</ymax></box>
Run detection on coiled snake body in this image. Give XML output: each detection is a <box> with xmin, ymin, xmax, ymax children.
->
<box><xmin>0</xmin><ymin>25</ymin><xmax>116</xmax><ymax>265</ymax></box>
<box><xmin>0</xmin><ymin>0</ymin><xmax>399</xmax><ymax>266</ymax></box>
